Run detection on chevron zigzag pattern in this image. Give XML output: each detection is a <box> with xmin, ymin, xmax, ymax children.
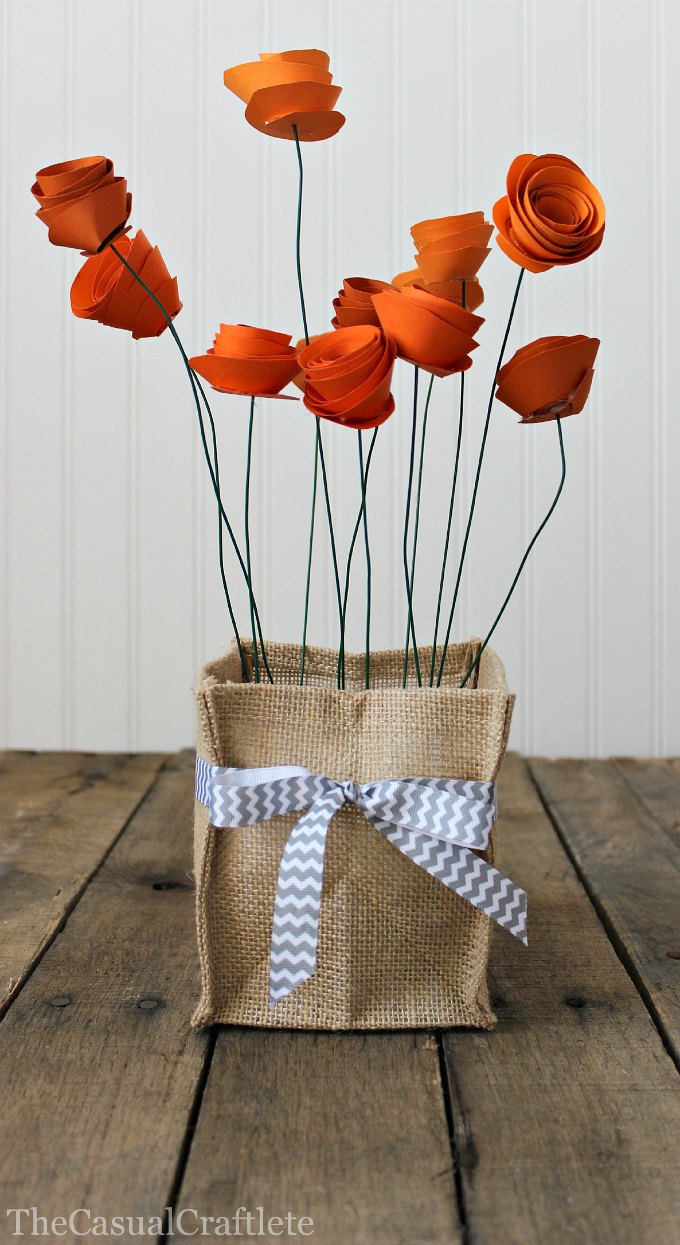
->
<box><xmin>195</xmin><ymin>758</ymin><xmax>527</xmax><ymax>1002</ymax></box>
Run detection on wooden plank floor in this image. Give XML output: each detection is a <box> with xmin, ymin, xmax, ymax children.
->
<box><xmin>0</xmin><ymin>750</ymin><xmax>679</xmax><ymax>1245</ymax></box>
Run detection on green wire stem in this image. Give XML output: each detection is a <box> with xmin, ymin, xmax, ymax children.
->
<box><xmin>292</xmin><ymin>123</ymin><xmax>344</xmax><ymax>687</ymax></box>
<box><xmin>358</xmin><ymin>431</ymin><xmax>372</xmax><ymax>689</ymax></box>
<box><xmin>429</xmin><ymin>279</ymin><xmax>466</xmax><ymax>685</ymax></box>
<box><xmin>460</xmin><ymin>413</ymin><xmax>566</xmax><ymax>688</ymax></box>
<box><xmin>109</xmin><ymin>242</ymin><xmax>277</xmax><ymax>683</ymax></box>
<box><xmin>403</xmin><ymin>372</ymin><xmax>434</xmax><ymax>675</ymax></box>
<box><xmin>244</xmin><ymin>396</ymin><xmax>259</xmax><ymax>682</ymax></box>
<box><xmin>436</xmin><ymin>267</ymin><xmax>525</xmax><ymax>687</ymax></box>
<box><xmin>402</xmin><ymin>366</ymin><xmax>422</xmax><ymax>687</ymax></box>
<box><xmin>337</xmin><ymin>427</ymin><xmax>379</xmax><ymax>686</ymax></box>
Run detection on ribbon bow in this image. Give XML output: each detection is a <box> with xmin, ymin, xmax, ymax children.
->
<box><xmin>195</xmin><ymin>759</ymin><xmax>527</xmax><ymax>1004</ymax></box>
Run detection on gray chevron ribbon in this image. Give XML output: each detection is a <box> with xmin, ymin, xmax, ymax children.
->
<box><xmin>195</xmin><ymin>757</ymin><xmax>527</xmax><ymax>1004</ymax></box>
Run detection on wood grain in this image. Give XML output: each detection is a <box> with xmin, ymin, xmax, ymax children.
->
<box><xmin>177</xmin><ymin>1028</ymin><xmax>462</xmax><ymax>1245</ymax></box>
<box><xmin>0</xmin><ymin>749</ymin><xmax>165</xmax><ymax>1013</ymax></box>
<box><xmin>529</xmin><ymin>756</ymin><xmax>680</xmax><ymax>1065</ymax></box>
<box><xmin>0</xmin><ymin>750</ymin><xmax>209</xmax><ymax>1241</ymax></box>
<box><xmin>613</xmin><ymin>757</ymin><xmax>680</xmax><ymax>846</ymax></box>
<box><xmin>442</xmin><ymin>754</ymin><xmax>680</xmax><ymax>1245</ymax></box>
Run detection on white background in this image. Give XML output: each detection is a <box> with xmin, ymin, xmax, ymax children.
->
<box><xmin>2</xmin><ymin>0</ymin><xmax>677</xmax><ymax>756</ymax></box>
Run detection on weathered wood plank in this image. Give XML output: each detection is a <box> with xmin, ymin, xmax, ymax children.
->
<box><xmin>0</xmin><ymin>750</ymin><xmax>209</xmax><ymax>1241</ymax></box>
<box><xmin>613</xmin><ymin>756</ymin><xmax>680</xmax><ymax>846</ymax></box>
<box><xmin>177</xmin><ymin>1029</ymin><xmax>462</xmax><ymax>1244</ymax></box>
<box><xmin>442</xmin><ymin>754</ymin><xmax>680</xmax><ymax>1245</ymax></box>
<box><xmin>529</xmin><ymin>756</ymin><xmax>680</xmax><ymax>1065</ymax></box>
<box><xmin>0</xmin><ymin>750</ymin><xmax>166</xmax><ymax>1014</ymax></box>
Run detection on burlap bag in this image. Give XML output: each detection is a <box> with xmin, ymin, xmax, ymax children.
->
<box><xmin>192</xmin><ymin>638</ymin><xmax>514</xmax><ymax>1030</ymax></box>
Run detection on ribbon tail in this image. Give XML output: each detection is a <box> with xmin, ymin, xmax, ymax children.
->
<box><xmin>269</xmin><ymin>790</ymin><xmax>343</xmax><ymax>1005</ymax></box>
<box><xmin>375</xmin><ymin>821</ymin><xmax>527</xmax><ymax>945</ymax></box>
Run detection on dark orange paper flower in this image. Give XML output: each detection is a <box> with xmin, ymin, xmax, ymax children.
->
<box><xmin>331</xmin><ymin>277</ymin><xmax>391</xmax><ymax>329</ymax></box>
<box><xmin>496</xmin><ymin>335</ymin><xmax>600</xmax><ymax>423</ymax></box>
<box><xmin>298</xmin><ymin>326</ymin><xmax>396</xmax><ymax>429</ymax></box>
<box><xmin>493</xmin><ymin>154</ymin><xmax>605</xmax><ymax>273</ymax></box>
<box><xmin>70</xmin><ymin>230</ymin><xmax>181</xmax><ymax>339</ymax></box>
<box><xmin>32</xmin><ymin>156</ymin><xmax>131</xmax><ymax>254</ymax></box>
<box><xmin>190</xmin><ymin>325</ymin><xmax>300</xmax><ymax>398</ymax></box>
<box><xmin>411</xmin><ymin>212</ymin><xmax>493</xmax><ymax>284</ymax></box>
<box><xmin>224</xmin><ymin>49</ymin><xmax>345</xmax><ymax>142</ymax></box>
<box><xmin>372</xmin><ymin>286</ymin><xmax>483</xmax><ymax>377</ymax></box>
<box><xmin>391</xmin><ymin>268</ymin><xmax>484</xmax><ymax>312</ymax></box>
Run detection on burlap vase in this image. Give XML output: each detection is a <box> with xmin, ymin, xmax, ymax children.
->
<box><xmin>192</xmin><ymin>638</ymin><xmax>514</xmax><ymax>1030</ymax></box>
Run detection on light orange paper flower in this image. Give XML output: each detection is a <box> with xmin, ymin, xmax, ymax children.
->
<box><xmin>331</xmin><ymin>277</ymin><xmax>391</xmax><ymax>329</ymax></box>
<box><xmin>70</xmin><ymin>230</ymin><xmax>181</xmax><ymax>339</ymax></box>
<box><xmin>190</xmin><ymin>325</ymin><xmax>300</xmax><ymax>398</ymax></box>
<box><xmin>32</xmin><ymin>156</ymin><xmax>132</xmax><ymax>254</ymax></box>
<box><xmin>412</xmin><ymin>212</ymin><xmax>493</xmax><ymax>284</ymax></box>
<box><xmin>496</xmin><ymin>335</ymin><xmax>600</xmax><ymax>423</ymax></box>
<box><xmin>493</xmin><ymin>154</ymin><xmax>605</xmax><ymax>273</ymax></box>
<box><xmin>372</xmin><ymin>286</ymin><xmax>483</xmax><ymax>377</ymax></box>
<box><xmin>391</xmin><ymin>268</ymin><xmax>484</xmax><ymax>312</ymax></box>
<box><xmin>298</xmin><ymin>326</ymin><xmax>396</xmax><ymax>429</ymax></box>
<box><xmin>224</xmin><ymin>49</ymin><xmax>345</xmax><ymax>142</ymax></box>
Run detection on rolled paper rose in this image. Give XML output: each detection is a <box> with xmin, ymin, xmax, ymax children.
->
<box><xmin>495</xmin><ymin>335</ymin><xmax>600</xmax><ymax>423</ymax></box>
<box><xmin>331</xmin><ymin>277</ymin><xmax>391</xmax><ymax>329</ymax></box>
<box><xmin>32</xmin><ymin>156</ymin><xmax>132</xmax><ymax>253</ymax></box>
<box><xmin>391</xmin><ymin>268</ymin><xmax>484</xmax><ymax>312</ymax></box>
<box><xmin>70</xmin><ymin>230</ymin><xmax>181</xmax><ymax>339</ymax></box>
<box><xmin>189</xmin><ymin>325</ymin><xmax>300</xmax><ymax>398</ymax></box>
<box><xmin>224</xmin><ymin>49</ymin><xmax>345</xmax><ymax>141</ymax></box>
<box><xmin>298</xmin><ymin>325</ymin><xmax>396</xmax><ymax>430</ymax></box>
<box><xmin>372</xmin><ymin>285</ymin><xmax>483</xmax><ymax>377</ymax></box>
<box><xmin>411</xmin><ymin>211</ymin><xmax>493</xmax><ymax>284</ymax></box>
<box><xmin>493</xmin><ymin>153</ymin><xmax>605</xmax><ymax>273</ymax></box>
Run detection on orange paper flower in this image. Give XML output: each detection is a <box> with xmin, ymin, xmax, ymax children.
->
<box><xmin>70</xmin><ymin>230</ymin><xmax>181</xmax><ymax>339</ymax></box>
<box><xmin>298</xmin><ymin>326</ymin><xmax>396</xmax><ymax>429</ymax></box>
<box><xmin>391</xmin><ymin>268</ymin><xmax>484</xmax><ymax>312</ymax></box>
<box><xmin>493</xmin><ymin>154</ymin><xmax>605</xmax><ymax>273</ymax></box>
<box><xmin>331</xmin><ymin>277</ymin><xmax>391</xmax><ymax>329</ymax></box>
<box><xmin>224</xmin><ymin>49</ymin><xmax>345</xmax><ymax>142</ymax></box>
<box><xmin>372</xmin><ymin>286</ymin><xmax>483</xmax><ymax>377</ymax></box>
<box><xmin>411</xmin><ymin>212</ymin><xmax>493</xmax><ymax>283</ymax></box>
<box><xmin>190</xmin><ymin>325</ymin><xmax>300</xmax><ymax>398</ymax></box>
<box><xmin>496</xmin><ymin>335</ymin><xmax>600</xmax><ymax>423</ymax></box>
<box><xmin>32</xmin><ymin>156</ymin><xmax>132</xmax><ymax>254</ymax></box>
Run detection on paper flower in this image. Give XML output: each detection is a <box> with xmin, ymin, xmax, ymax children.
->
<box><xmin>331</xmin><ymin>277</ymin><xmax>391</xmax><ymax>329</ymax></box>
<box><xmin>298</xmin><ymin>325</ymin><xmax>396</xmax><ymax>429</ymax></box>
<box><xmin>189</xmin><ymin>325</ymin><xmax>300</xmax><ymax>397</ymax></box>
<box><xmin>391</xmin><ymin>269</ymin><xmax>484</xmax><ymax>312</ymax></box>
<box><xmin>496</xmin><ymin>335</ymin><xmax>600</xmax><ymax>423</ymax></box>
<box><xmin>223</xmin><ymin>49</ymin><xmax>345</xmax><ymax>142</ymax></box>
<box><xmin>493</xmin><ymin>154</ymin><xmax>605</xmax><ymax>273</ymax></box>
<box><xmin>70</xmin><ymin>230</ymin><xmax>181</xmax><ymax>339</ymax></box>
<box><xmin>411</xmin><ymin>212</ymin><xmax>493</xmax><ymax>284</ymax></box>
<box><xmin>32</xmin><ymin>156</ymin><xmax>132</xmax><ymax>254</ymax></box>
<box><xmin>372</xmin><ymin>286</ymin><xmax>483</xmax><ymax>377</ymax></box>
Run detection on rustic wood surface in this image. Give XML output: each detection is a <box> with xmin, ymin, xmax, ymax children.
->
<box><xmin>0</xmin><ymin>750</ymin><xmax>678</xmax><ymax>1244</ymax></box>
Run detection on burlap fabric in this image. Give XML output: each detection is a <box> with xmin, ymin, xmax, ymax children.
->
<box><xmin>192</xmin><ymin>638</ymin><xmax>514</xmax><ymax>1030</ymax></box>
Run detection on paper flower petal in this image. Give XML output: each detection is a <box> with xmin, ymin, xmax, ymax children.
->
<box><xmin>33</xmin><ymin>156</ymin><xmax>132</xmax><ymax>254</ymax></box>
<box><xmin>70</xmin><ymin>230</ymin><xmax>181</xmax><ymax>338</ymax></box>
<box><xmin>495</xmin><ymin>335</ymin><xmax>600</xmax><ymax>422</ymax></box>
<box><xmin>224</xmin><ymin>49</ymin><xmax>345</xmax><ymax>142</ymax></box>
<box><xmin>297</xmin><ymin>326</ymin><xmax>396</xmax><ymax>429</ymax></box>
<box><xmin>372</xmin><ymin>286</ymin><xmax>483</xmax><ymax>377</ymax></box>
<box><xmin>411</xmin><ymin>211</ymin><xmax>493</xmax><ymax>284</ymax></box>
<box><xmin>494</xmin><ymin>153</ymin><xmax>605</xmax><ymax>272</ymax></box>
<box><xmin>190</xmin><ymin>323</ymin><xmax>299</xmax><ymax>397</ymax></box>
<box><xmin>331</xmin><ymin>276</ymin><xmax>391</xmax><ymax>328</ymax></box>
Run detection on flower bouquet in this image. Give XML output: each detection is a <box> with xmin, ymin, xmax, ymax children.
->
<box><xmin>34</xmin><ymin>48</ymin><xmax>604</xmax><ymax>1029</ymax></box>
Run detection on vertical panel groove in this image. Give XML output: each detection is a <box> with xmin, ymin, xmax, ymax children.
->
<box><xmin>652</xmin><ymin>0</ymin><xmax>667</xmax><ymax>753</ymax></box>
<box><xmin>586</xmin><ymin>0</ymin><xmax>602</xmax><ymax>755</ymax></box>
<box><xmin>61</xmin><ymin>0</ymin><xmax>75</xmax><ymax>748</ymax></box>
<box><xmin>127</xmin><ymin>0</ymin><xmax>141</xmax><ymax>749</ymax></box>
<box><xmin>0</xmin><ymin>0</ymin><xmax>10</xmax><ymax>743</ymax></box>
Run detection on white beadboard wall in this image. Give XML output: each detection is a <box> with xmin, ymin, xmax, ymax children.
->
<box><xmin>1</xmin><ymin>0</ymin><xmax>678</xmax><ymax>756</ymax></box>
